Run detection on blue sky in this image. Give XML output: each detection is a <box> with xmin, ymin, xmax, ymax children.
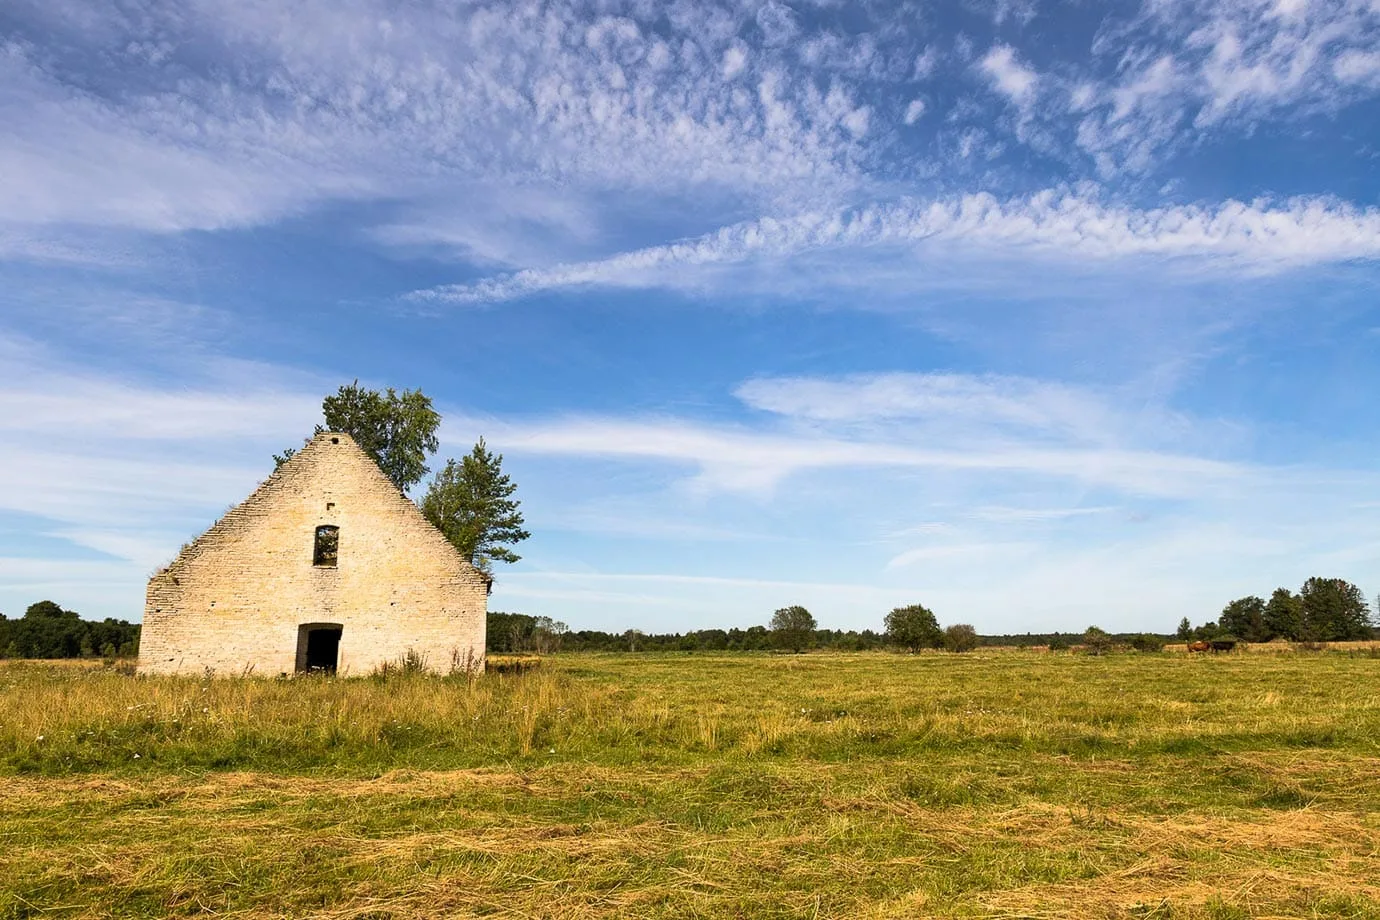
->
<box><xmin>2</xmin><ymin>0</ymin><xmax>1378</xmax><ymax>634</ymax></box>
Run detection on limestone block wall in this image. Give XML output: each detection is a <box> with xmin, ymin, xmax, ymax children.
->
<box><xmin>139</xmin><ymin>432</ymin><xmax>489</xmax><ymax>676</ymax></box>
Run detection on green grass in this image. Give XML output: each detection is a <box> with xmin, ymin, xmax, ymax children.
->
<box><xmin>2</xmin><ymin>651</ymin><xmax>1379</xmax><ymax>918</ymax></box>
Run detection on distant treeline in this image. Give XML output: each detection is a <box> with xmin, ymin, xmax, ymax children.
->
<box><xmin>978</xmin><ymin>632</ymin><xmax>1174</xmax><ymax>649</ymax></box>
<box><xmin>5</xmin><ymin>587</ymin><xmax>1369</xmax><ymax>663</ymax></box>
<box><xmin>488</xmin><ymin>611</ymin><xmax>889</xmax><ymax>652</ymax></box>
<box><xmin>0</xmin><ymin>601</ymin><xmax>140</xmax><ymax>659</ymax></box>
<box><xmin>486</xmin><ymin>612</ymin><xmax>1176</xmax><ymax>654</ymax></box>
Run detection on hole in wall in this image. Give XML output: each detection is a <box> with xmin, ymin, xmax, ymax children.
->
<box><xmin>296</xmin><ymin>624</ymin><xmax>343</xmax><ymax>673</ymax></box>
<box><xmin>330</xmin><ymin>437</ymin><xmax>339</xmax><ymax>444</ymax></box>
<box><xmin>314</xmin><ymin>525</ymin><xmax>339</xmax><ymax>567</ymax></box>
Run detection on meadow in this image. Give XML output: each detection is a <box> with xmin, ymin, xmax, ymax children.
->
<box><xmin>2</xmin><ymin>650</ymin><xmax>1379</xmax><ymax>919</ymax></box>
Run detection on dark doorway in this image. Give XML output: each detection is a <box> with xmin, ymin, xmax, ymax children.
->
<box><xmin>297</xmin><ymin>624</ymin><xmax>343</xmax><ymax>673</ymax></box>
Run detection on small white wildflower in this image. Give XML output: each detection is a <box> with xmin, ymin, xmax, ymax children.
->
<box><xmin>35</xmin><ymin>735</ymin><xmax>44</xmax><ymax>742</ymax></box>
<box><xmin>133</xmin><ymin>753</ymin><xmax>141</xmax><ymax>759</ymax></box>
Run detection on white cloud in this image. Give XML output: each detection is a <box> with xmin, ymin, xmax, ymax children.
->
<box><xmin>0</xmin><ymin>382</ymin><xmax>318</xmax><ymax>441</ymax></box>
<box><xmin>3</xmin><ymin>0</ymin><xmax>1378</xmax><ymax>258</ymax></box>
<box><xmin>756</xmin><ymin>2</ymin><xmax>799</xmax><ymax>46</ymax></box>
<box><xmin>980</xmin><ymin>44</ymin><xmax>1039</xmax><ymax>107</ymax></box>
<box><xmin>412</xmin><ymin>190</ymin><xmax>1380</xmax><ymax>304</ymax></box>
<box><xmin>461</xmin><ymin>412</ymin><xmax>1240</xmax><ymax>497</ymax></box>
<box><xmin>722</xmin><ymin>44</ymin><xmax>749</xmax><ymax>79</ymax></box>
<box><xmin>0</xmin><ymin>339</ymin><xmax>324</xmax><ymax>595</ymax></box>
<box><xmin>0</xmin><ymin>44</ymin><xmax>355</xmax><ymax>234</ymax></box>
<box><xmin>1333</xmin><ymin>49</ymin><xmax>1380</xmax><ymax>85</ymax></box>
<box><xmin>0</xmin><ymin>0</ymin><xmax>891</xmax><ymax>253</ymax></box>
<box><xmin>737</xmin><ymin>372</ymin><xmax>1122</xmax><ymax>435</ymax></box>
<box><xmin>913</xmin><ymin>47</ymin><xmax>939</xmax><ymax>80</ymax></box>
<box><xmin>1067</xmin><ymin>0</ymin><xmax>1380</xmax><ymax>171</ymax></box>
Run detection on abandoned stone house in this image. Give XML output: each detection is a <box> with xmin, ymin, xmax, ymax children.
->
<box><xmin>139</xmin><ymin>432</ymin><xmax>489</xmax><ymax>676</ymax></box>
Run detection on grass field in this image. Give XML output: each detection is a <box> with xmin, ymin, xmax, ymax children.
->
<box><xmin>3</xmin><ymin>650</ymin><xmax>1379</xmax><ymax>919</ymax></box>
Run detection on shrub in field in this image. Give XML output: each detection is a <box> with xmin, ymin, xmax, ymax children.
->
<box><xmin>1082</xmin><ymin>626</ymin><xmax>1113</xmax><ymax>655</ymax></box>
<box><xmin>1130</xmin><ymin>634</ymin><xmax>1165</xmax><ymax>653</ymax></box>
<box><xmin>943</xmin><ymin>624</ymin><xmax>979</xmax><ymax>653</ymax></box>
<box><xmin>885</xmin><ymin>604</ymin><xmax>943</xmax><ymax>652</ymax></box>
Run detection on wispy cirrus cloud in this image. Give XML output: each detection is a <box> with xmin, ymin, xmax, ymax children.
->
<box><xmin>0</xmin><ymin>0</ymin><xmax>881</xmax><ymax>255</ymax></box>
<box><xmin>4</xmin><ymin>0</ymin><xmax>1380</xmax><ymax>274</ymax></box>
<box><xmin>735</xmin><ymin>372</ymin><xmax>1170</xmax><ymax>444</ymax></box>
<box><xmin>0</xmin><ymin>335</ymin><xmax>324</xmax><ymax>572</ymax></box>
<box><xmin>1066</xmin><ymin>0</ymin><xmax>1380</xmax><ymax>173</ymax></box>
<box><xmin>446</xmin><ymin>367</ymin><xmax>1242</xmax><ymax>497</ymax></box>
<box><xmin>411</xmin><ymin>190</ymin><xmax>1380</xmax><ymax>304</ymax></box>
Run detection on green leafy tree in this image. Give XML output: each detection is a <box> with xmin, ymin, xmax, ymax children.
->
<box><xmin>25</xmin><ymin>600</ymin><xmax>68</xmax><ymax>620</ymax></box>
<box><xmin>276</xmin><ymin>381</ymin><xmax>441</xmax><ymax>493</ymax></box>
<box><xmin>1082</xmin><ymin>625</ymin><xmax>1113</xmax><ymax>655</ymax></box>
<box><xmin>1192</xmin><ymin>620</ymin><xmax>1223</xmax><ymax>641</ymax></box>
<box><xmin>1130</xmin><ymin>634</ymin><xmax>1165</xmax><ymax>652</ymax></box>
<box><xmin>1299</xmin><ymin>577</ymin><xmax>1373</xmax><ymax>641</ymax></box>
<box><xmin>769</xmin><ymin>605</ymin><xmax>817</xmax><ymax>653</ymax></box>
<box><xmin>421</xmin><ymin>438</ymin><xmax>530</xmax><ymax>574</ymax></box>
<box><xmin>1175</xmin><ymin>617</ymin><xmax>1193</xmax><ymax>640</ymax></box>
<box><xmin>486</xmin><ymin>612</ymin><xmax>537</xmax><ymax>653</ymax></box>
<box><xmin>532</xmin><ymin>616</ymin><xmax>569</xmax><ymax>654</ymax></box>
<box><xmin>1220</xmin><ymin>595</ymin><xmax>1269</xmax><ymax>642</ymax></box>
<box><xmin>943</xmin><ymin>623</ymin><xmax>980</xmax><ymax>653</ymax></box>
<box><xmin>884</xmin><ymin>604</ymin><xmax>943</xmax><ymax>652</ymax></box>
<box><xmin>1264</xmin><ymin>588</ymin><xmax>1304</xmax><ymax>641</ymax></box>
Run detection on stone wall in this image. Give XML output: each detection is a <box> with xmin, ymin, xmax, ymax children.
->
<box><xmin>139</xmin><ymin>432</ymin><xmax>488</xmax><ymax>676</ymax></box>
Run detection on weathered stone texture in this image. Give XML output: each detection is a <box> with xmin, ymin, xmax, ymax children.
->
<box><xmin>139</xmin><ymin>432</ymin><xmax>488</xmax><ymax>676</ymax></box>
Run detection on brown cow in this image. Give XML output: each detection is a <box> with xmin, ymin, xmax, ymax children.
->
<box><xmin>1187</xmin><ymin>640</ymin><xmax>1211</xmax><ymax>653</ymax></box>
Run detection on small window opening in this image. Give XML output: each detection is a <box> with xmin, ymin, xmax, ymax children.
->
<box><xmin>326</xmin><ymin>502</ymin><xmax>335</xmax><ymax>511</ymax></box>
<box><xmin>330</xmin><ymin>437</ymin><xmax>339</xmax><ymax>444</ymax></box>
<box><xmin>313</xmin><ymin>525</ymin><xmax>339</xmax><ymax>567</ymax></box>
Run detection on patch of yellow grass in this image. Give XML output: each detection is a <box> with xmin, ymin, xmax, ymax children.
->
<box><xmin>2</xmin><ymin>652</ymin><xmax>1380</xmax><ymax>918</ymax></box>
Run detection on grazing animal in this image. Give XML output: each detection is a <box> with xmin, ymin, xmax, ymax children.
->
<box><xmin>1187</xmin><ymin>640</ymin><xmax>1211</xmax><ymax>653</ymax></box>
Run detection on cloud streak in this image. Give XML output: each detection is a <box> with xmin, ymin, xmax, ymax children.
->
<box><xmin>462</xmin><ymin>413</ymin><xmax>1240</xmax><ymax>497</ymax></box>
<box><xmin>412</xmin><ymin>190</ymin><xmax>1380</xmax><ymax>304</ymax></box>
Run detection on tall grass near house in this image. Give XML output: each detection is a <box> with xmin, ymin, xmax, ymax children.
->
<box><xmin>2</xmin><ymin>651</ymin><xmax>1380</xmax><ymax>918</ymax></box>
